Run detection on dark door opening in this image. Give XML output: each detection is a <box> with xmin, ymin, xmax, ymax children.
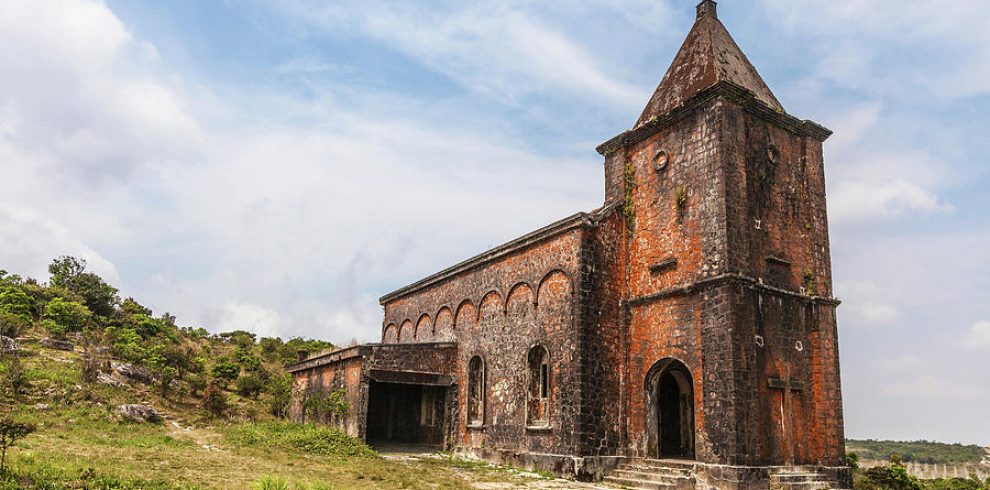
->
<box><xmin>646</xmin><ymin>359</ymin><xmax>695</xmax><ymax>459</ymax></box>
<box><xmin>366</xmin><ymin>381</ymin><xmax>446</xmax><ymax>448</ymax></box>
<box><xmin>659</xmin><ymin>372</ymin><xmax>685</xmax><ymax>457</ymax></box>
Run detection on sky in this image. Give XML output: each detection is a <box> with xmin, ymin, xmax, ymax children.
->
<box><xmin>0</xmin><ymin>0</ymin><xmax>988</xmax><ymax>445</ymax></box>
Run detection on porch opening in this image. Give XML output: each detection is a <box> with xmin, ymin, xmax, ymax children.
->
<box><xmin>366</xmin><ymin>380</ymin><xmax>446</xmax><ymax>448</ymax></box>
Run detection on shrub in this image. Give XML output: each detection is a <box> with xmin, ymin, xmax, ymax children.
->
<box><xmin>301</xmin><ymin>389</ymin><xmax>349</xmax><ymax>424</ymax></box>
<box><xmin>44</xmin><ymin>297</ymin><xmax>92</xmax><ymax>334</ymax></box>
<box><xmin>846</xmin><ymin>451</ymin><xmax>860</xmax><ymax>470</ymax></box>
<box><xmin>267</xmin><ymin>374</ymin><xmax>293</xmax><ymax>418</ymax></box>
<box><xmin>856</xmin><ymin>463</ymin><xmax>923</xmax><ymax>490</ymax></box>
<box><xmin>253</xmin><ymin>475</ymin><xmax>289</xmax><ymax>490</ymax></box>
<box><xmin>203</xmin><ymin>385</ymin><xmax>230</xmax><ymax>418</ymax></box>
<box><xmin>236</xmin><ymin>374</ymin><xmax>265</xmax><ymax>399</ymax></box>
<box><xmin>211</xmin><ymin>360</ymin><xmax>240</xmax><ymax>385</ymax></box>
<box><xmin>1</xmin><ymin>356</ymin><xmax>28</xmax><ymax>397</ymax></box>
<box><xmin>0</xmin><ymin>417</ymin><xmax>36</xmax><ymax>472</ymax></box>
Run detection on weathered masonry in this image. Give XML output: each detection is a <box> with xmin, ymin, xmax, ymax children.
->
<box><xmin>289</xmin><ymin>2</ymin><xmax>851</xmax><ymax>488</ymax></box>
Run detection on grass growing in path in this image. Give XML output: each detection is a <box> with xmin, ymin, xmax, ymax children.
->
<box><xmin>224</xmin><ymin>422</ymin><xmax>376</xmax><ymax>458</ymax></box>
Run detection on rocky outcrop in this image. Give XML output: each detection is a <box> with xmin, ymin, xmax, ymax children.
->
<box><xmin>0</xmin><ymin>335</ymin><xmax>18</xmax><ymax>355</ymax></box>
<box><xmin>116</xmin><ymin>404</ymin><xmax>162</xmax><ymax>423</ymax></box>
<box><xmin>111</xmin><ymin>361</ymin><xmax>153</xmax><ymax>384</ymax></box>
<box><xmin>40</xmin><ymin>337</ymin><xmax>75</xmax><ymax>351</ymax></box>
<box><xmin>97</xmin><ymin>371</ymin><xmax>124</xmax><ymax>388</ymax></box>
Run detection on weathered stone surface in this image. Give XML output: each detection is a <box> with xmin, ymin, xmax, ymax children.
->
<box><xmin>117</xmin><ymin>404</ymin><xmax>162</xmax><ymax>423</ymax></box>
<box><xmin>112</xmin><ymin>362</ymin><xmax>153</xmax><ymax>384</ymax></box>
<box><xmin>97</xmin><ymin>371</ymin><xmax>124</xmax><ymax>388</ymax></box>
<box><xmin>0</xmin><ymin>335</ymin><xmax>17</xmax><ymax>355</ymax></box>
<box><xmin>40</xmin><ymin>337</ymin><xmax>75</xmax><ymax>351</ymax></box>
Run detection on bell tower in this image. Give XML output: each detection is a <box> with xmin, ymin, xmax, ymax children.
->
<box><xmin>597</xmin><ymin>1</ymin><xmax>849</xmax><ymax>487</ymax></box>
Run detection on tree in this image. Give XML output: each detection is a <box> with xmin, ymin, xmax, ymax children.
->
<box><xmin>44</xmin><ymin>297</ymin><xmax>91</xmax><ymax>335</ymax></box>
<box><xmin>211</xmin><ymin>360</ymin><xmax>240</xmax><ymax>385</ymax></box>
<box><xmin>0</xmin><ymin>418</ymin><xmax>36</xmax><ymax>472</ymax></box>
<box><xmin>0</xmin><ymin>287</ymin><xmax>33</xmax><ymax>338</ymax></box>
<box><xmin>48</xmin><ymin>256</ymin><xmax>119</xmax><ymax>318</ymax></box>
<box><xmin>202</xmin><ymin>385</ymin><xmax>229</xmax><ymax>418</ymax></box>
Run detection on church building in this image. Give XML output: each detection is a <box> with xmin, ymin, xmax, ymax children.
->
<box><xmin>289</xmin><ymin>2</ymin><xmax>850</xmax><ymax>488</ymax></box>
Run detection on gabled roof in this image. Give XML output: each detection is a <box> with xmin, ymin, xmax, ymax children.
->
<box><xmin>634</xmin><ymin>0</ymin><xmax>783</xmax><ymax>128</ymax></box>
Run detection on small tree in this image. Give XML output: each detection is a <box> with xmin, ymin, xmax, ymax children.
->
<box><xmin>211</xmin><ymin>360</ymin><xmax>240</xmax><ymax>386</ymax></box>
<box><xmin>0</xmin><ymin>418</ymin><xmax>36</xmax><ymax>473</ymax></box>
<box><xmin>203</xmin><ymin>385</ymin><xmax>230</xmax><ymax>418</ymax></box>
<box><xmin>1</xmin><ymin>356</ymin><xmax>29</xmax><ymax>397</ymax></box>
<box><xmin>44</xmin><ymin>297</ymin><xmax>91</xmax><ymax>336</ymax></box>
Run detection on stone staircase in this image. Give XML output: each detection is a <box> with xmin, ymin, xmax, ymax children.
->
<box><xmin>602</xmin><ymin>459</ymin><xmax>850</xmax><ymax>490</ymax></box>
<box><xmin>603</xmin><ymin>458</ymin><xmax>696</xmax><ymax>490</ymax></box>
<box><xmin>769</xmin><ymin>468</ymin><xmax>850</xmax><ymax>490</ymax></box>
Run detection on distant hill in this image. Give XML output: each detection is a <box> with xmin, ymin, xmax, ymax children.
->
<box><xmin>847</xmin><ymin>438</ymin><xmax>988</xmax><ymax>465</ymax></box>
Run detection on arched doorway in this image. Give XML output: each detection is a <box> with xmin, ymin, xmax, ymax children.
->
<box><xmin>644</xmin><ymin>359</ymin><xmax>695</xmax><ymax>459</ymax></box>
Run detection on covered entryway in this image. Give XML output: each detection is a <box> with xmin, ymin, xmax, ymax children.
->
<box><xmin>644</xmin><ymin>358</ymin><xmax>695</xmax><ymax>459</ymax></box>
<box><xmin>365</xmin><ymin>370</ymin><xmax>451</xmax><ymax>448</ymax></box>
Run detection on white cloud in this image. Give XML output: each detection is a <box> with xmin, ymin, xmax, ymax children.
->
<box><xmin>0</xmin><ymin>204</ymin><xmax>119</xmax><ymax>283</ymax></box>
<box><xmin>851</xmin><ymin>302</ymin><xmax>900</xmax><ymax>325</ymax></box>
<box><xmin>272</xmin><ymin>0</ymin><xmax>652</xmax><ymax>109</ymax></box>
<box><xmin>828</xmin><ymin>179</ymin><xmax>952</xmax><ymax>225</ymax></box>
<box><xmin>883</xmin><ymin>375</ymin><xmax>986</xmax><ymax>401</ymax></box>
<box><xmin>964</xmin><ymin>321</ymin><xmax>990</xmax><ymax>350</ymax></box>
<box><xmin>877</xmin><ymin>355</ymin><xmax>922</xmax><ymax>371</ymax></box>
<box><xmin>216</xmin><ymin>302</ymin><xmax>283</xmax><ymax>339</ymax></box>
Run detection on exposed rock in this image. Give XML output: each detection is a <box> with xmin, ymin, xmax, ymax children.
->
<box><xmin>34</xmin><ymin>403</ymin><xmax>51</xmax><ymax>411</ymax></box>
<box><xmin>111</xmin><ymin>361</ymin><xmax>153</xmax><ymax>384</ymax></box>
<box><xmin>97</xmin><ymin>371</ymin><xmax>123</xmax><ymax>388</ymax></box>
<box><xmin>40</xmin><ymin>337</ymin><xmax>75</xmax><ymax>351</ymax></box>
<box><xmin>116</xmin><ymin>404</ymin><xmax>162</xmax><ymax>423</ymax></box>
<box><xmin>0</xmin><ymin>335</ymin><xmax>17</xmax><ymax>355</ymax></box>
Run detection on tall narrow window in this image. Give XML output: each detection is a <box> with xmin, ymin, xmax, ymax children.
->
<box><xmin>467</xmin><ymin>356</ymin><xmax>485</xmax><ymax>426</ymax></box>
<box><xmin>527</xmin><ymin>346</ymin><xmax>550</xmax><ymax>427</ymax></box>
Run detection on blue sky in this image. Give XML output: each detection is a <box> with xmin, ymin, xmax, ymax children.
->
<box><xmin>1</xmin><ymin>0</ymin><xmax>988</xmax><ymax>445</ymax></box>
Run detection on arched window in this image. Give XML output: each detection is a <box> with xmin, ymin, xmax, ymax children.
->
<box><xmin>467</xmin><ymin>356</ymin><xmax>485</xmax><ymax>427</ymax></box>
<box><xmin>527</xmin><ymin>346</ymin><xmax>550</xmax><ymax>426</ymax></box>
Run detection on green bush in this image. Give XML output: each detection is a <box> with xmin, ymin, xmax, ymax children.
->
<box><xmin>211</xmin><ymin>360</ymin><xmax>240</xmax><ymax>384</ymax></box>
<box><xmin>225</xmin><ymin>422</ymin><xmax>375</xmax><ymax>457</ymax></box>
<box><xmin>44</xmin><ymin>297</ymin><xmax>92</xmax><ymax>334</ymax></box>
<box><xmin>236</xmin><ymin>374</ymin><xmax>265</xmax><ymax>398</ymax></box>
<box><xmin>856</xmin><ymin>464</ymin><xmax>922</xmax><ymax>490</ymax></box>
<box><xmin>202</xmin><ymin>385</ymin><xmax>230</xmax><ymax>418</ymax></box>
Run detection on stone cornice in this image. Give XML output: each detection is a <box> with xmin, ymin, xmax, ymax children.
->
<box><xmin>597</xmin><ymin>81</ymin><xmax>832</xmax><ymax>156</ymax></box>
<box><xmin>379</xmin><ymin>212</ymin><xmax>595</xmax><ymax>305</ymax></box>
<box><xmin>625</xmin><ymin>272</ymin><xmax>841</xmax><ymax>308</ymax></box>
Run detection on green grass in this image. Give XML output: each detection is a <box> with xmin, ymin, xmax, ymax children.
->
<box><xmin>224</xmin><ymin>422</ymin><xmax>376</xmax><ymax>458</ymax></box>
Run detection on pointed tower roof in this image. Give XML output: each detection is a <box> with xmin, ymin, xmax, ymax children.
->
<box><xmin>634</xmin><ymin>1</ymin><xmax>783</xmax><ymax>128</ymax></box>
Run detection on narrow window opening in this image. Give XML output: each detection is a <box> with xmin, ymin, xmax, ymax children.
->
<box><xmin>527</xmin><ymin>346</ymin><xmax>550</xmax><ymax>427</ymax></box>
<box><xmin>467</xmin><ymin>356</ymin><xmax>485</xmax><ymax>427</ymax></box>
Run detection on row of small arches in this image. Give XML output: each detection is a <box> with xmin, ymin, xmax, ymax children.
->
<box><xmin>382</xmin><ymin>269</ymin><xmax>573</xmax><ymax>344</ymax></box>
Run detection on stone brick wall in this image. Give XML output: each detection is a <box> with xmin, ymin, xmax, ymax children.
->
<box><xmin>597</xmin><ymin>87</ymin><xmax>845</xmax><ymax>468</ymax></box>
<box><xmin>380</xmin><ymin>224</ymin><xmax>589</xmax><ymax>457</ymax></box>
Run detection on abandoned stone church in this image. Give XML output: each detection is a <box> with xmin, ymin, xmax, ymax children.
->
<box><xmin>289</xmin><ymin>2</ymin><xmax>850</xmax><ymax>488</ymax></box>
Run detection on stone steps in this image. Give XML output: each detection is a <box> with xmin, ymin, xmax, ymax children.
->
<box><xmin>603</xmin><ymin>459</ymin><xmax>697</xmax><ymax>490</ymax></box>
<box><xmin>769</xmin><ymin>470</ymin><xmax>847</xmax><ymax>490</ymax></box>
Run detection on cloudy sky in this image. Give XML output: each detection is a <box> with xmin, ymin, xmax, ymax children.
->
<box><xmin>1</xmin><ymin>0</ymin><xmax>988</xmax><ymax>444</ymax></box>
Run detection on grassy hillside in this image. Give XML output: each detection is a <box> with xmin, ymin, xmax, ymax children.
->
<box><xmin>847</xmin><ymin>439</ymin><xmax>988</xmax><ymax>465</ymax></box>
<box><xmin>0</xmin><ymin>338</ymin><xmax>555</xmax><ymax>489</ymax></box>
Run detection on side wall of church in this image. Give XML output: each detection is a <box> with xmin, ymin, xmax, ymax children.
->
<box><xmin>381</xmin><ymin>228</ymin><xmax>587</xmax><ymax>461</ymax></box>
